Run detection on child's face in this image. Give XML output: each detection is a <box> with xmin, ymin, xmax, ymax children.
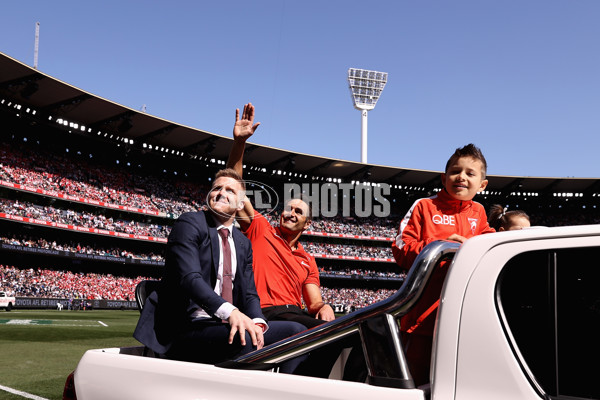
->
<box><xmin>442</xmin><ymin>156</ymin><xmax>488</xmax><ymax>201</ymax></box>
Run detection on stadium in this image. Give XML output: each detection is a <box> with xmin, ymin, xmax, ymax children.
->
<box><xmin>1</xmin><ymin>48</ymin><xmax>600</xmax><ymax>399</ymax></box>
<box><xmin>2</xmin><ymin>50</ymin><xmax>599</xmax><ymax>306</ymax></box>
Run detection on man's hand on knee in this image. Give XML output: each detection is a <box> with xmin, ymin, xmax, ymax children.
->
<box><xmin>227</xmin><ymin>309</ymin><xmax>264</xmax><ymax>349</ymax></box>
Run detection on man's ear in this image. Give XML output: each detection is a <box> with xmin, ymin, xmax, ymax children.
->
<box><xmin>441</xmin><ymin>173</ymin><xmax>446</xmax><ymax>184</ymax></box>
<box><xmin>236</xmin><ymin>198</ymin><xmax>245</xmax><ymax>211</ymax></box>
<box><xmin>302</xmin><ymin>219</ymin><xmax>312</xmax><ymax>232</ymax></box>
<box><xmin>234</xmin><ymin>191</ymin><xmax>246</xmax><ymax>211</ymax></box>
<box><xmin>478</xmin><ymin>179</ymin><xmax>488</xmax><ymax>193</ymax></box>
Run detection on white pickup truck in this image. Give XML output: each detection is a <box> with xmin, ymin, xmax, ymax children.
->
<box><xmin>0</xmin><ymin>291</ymin><xmax>15</xmax><ymax>311</ymax></box>
<box><xmin>64</xmin><ymin>224</ymin><xmax>600</xmax><ymax>400</ymax></box>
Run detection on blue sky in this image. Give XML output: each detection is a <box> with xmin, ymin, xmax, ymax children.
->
<box><xmin>2</xmin><ymin>1</ymin><xmax>600</xmax><ymax>178</ymax></box>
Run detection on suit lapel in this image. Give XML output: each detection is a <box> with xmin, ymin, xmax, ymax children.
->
<box><xmin>232</xmin><ymin>228</ymin><xmax>245</xmax><ymax>278</ymax></box>
<box><xmin>232</xmin><ymin>228</ymin><xmax>246</xmax><ymax>303</ymax></box>
<box><xmin>204</xmin><ymin>212</ymin><xmax>221</xmax><ymax>277</ymax></box>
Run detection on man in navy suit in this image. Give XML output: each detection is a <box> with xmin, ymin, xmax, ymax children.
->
<box><xmin>134</xmin><ymin>168</ymin><xmax>305</xmax><ymax>369</ymax></box>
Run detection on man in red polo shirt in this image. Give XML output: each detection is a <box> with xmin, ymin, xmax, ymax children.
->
<box><xmin>226</xmin><ymin>103</ymin><xmax>334</xmax><ymax>329</ymax></box>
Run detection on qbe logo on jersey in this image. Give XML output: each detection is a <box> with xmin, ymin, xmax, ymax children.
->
<box><xmin>432</xmin><ymin>214</ymin><xmax>456</xmax><ymax>226</ymax></box>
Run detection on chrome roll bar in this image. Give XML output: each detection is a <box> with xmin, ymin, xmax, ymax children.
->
<box><xmin>234</xmin><ymin>240</ymin><xmax>460</xmax><ymax>388</ymax></box>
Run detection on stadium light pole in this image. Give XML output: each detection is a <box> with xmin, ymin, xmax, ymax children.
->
<box><xmin>347</xmin><ymin>68</ymin><xmax>388</xmax><ymax>164</ymax></box>
<box><xmin>33</xmin><ymin>22</ymin><xmax>40</xmax><ymax>69</ymax></box>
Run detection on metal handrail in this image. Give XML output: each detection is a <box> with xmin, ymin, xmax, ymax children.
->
<box><xmin>235</xmin><ymin>240</ymin><xmax>460</xmax><ymax>387</ymax></box>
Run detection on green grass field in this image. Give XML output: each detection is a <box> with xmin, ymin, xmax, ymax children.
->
<box><xmin>0</xmin><ymin>309</ymin><xmax>141</xmax><ymax>400</ymax></box>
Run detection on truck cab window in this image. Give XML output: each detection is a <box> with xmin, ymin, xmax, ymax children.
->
<box><xmin>498</xmin><ymin>247</ymin><xmax>600</xmax><ymax>400</ymax></box>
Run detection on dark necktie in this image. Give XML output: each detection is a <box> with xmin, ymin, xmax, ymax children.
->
<box><xmin>218</xmin><ymin>228</ymin><xmax>233</xmax><ymax>304</ymax></box>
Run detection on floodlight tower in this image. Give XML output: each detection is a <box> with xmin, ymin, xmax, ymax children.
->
<box><xmin>33</xmin><ymin>22</ymin><xmax>40</xmax><ymax>69</ymax></box>
<box><xmin>347</xmin><ymin>68</ymin><xmax>388</xmax><ymax>164</ymax></box>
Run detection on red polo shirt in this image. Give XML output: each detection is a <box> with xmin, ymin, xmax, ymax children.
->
<box><xmin>242</xmin><ymin>211</ymin><xmax>320</xmax><ymax>308</ymax></box>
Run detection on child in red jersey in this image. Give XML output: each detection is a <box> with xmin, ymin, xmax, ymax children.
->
<box><xmin>392</xmin><ymin>143</ymin><xmax>495</xmax><ymax>386</ymax></box>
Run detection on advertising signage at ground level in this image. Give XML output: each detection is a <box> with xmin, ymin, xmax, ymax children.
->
<box><xmin>15</xmin><ymin>297</ymin><xmax>138</xmax><ymax>310</ymax></box>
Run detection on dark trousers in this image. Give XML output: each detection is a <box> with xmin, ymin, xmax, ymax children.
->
<box><xmin>262</xmin><ymin>305</ymin><xmax>365</xmax><ymax>380</ymax></box>
<box><xmin>166</xmin><ymin>320</ymin><xmax>306</xmax><ymax>373</ymax></box>
<box><xmin>262</xmin><ymin>304</ymin><xmax>326</xmax><ymax>328</ymax></box>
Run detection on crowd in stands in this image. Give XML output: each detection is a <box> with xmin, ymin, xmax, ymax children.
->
<box><xmin>303</xmin><ymin>241</ymin><xmax>393</xmax><ymax>259</ymax></box>
<box><xmin>309</xmin><ymin>216</ymin><xmax>398</xmax><ymax>238</ymax></box>
<box><xmin>0</xmin><ymin>235</ymin><xmax>164</xmax><ymax>262</ymax></box>
<box><xmin>321</xmin><ymin>286</ymin><xmax>397</xmax><ymax>309</ymax></box>
<box><xmin>0</xmin><ymin>264</ymin><xmax>395</xmax><ymax>309</ymax></box>
<box><xmin>320</xmin><ymin>266</ymin><xmax>405</xmax><ymax>279</ymax></box>
<box><xmin>527</xmin><ymin>211</ymin><xmax>600</xmax><ymax>227</ymax></box>
<box><xmin>0</xmin><ymin>198</ymin><xmax>171</xmax><ymax>238</ymax></box>
<box><xmin>0</xmin><ymin>142</ymin><xmax>404</xmax><ymax>238</ymax></box>
<box><xmin>0</xmin><ymin>142</ymin><xmax>205</xmax><ymax>217</ymax></box>
<box><xmin>0</xmin><ymin>196</ymin><xmax>399</xmax><ymax>258</ymax></box>
<box><xmin>0</xmin><ymin>264</ymin><xmax>149</xmax><ymax>301</ymax></box>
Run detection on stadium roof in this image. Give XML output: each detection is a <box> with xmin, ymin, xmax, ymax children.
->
<box><xmin>1</xmin><ymin>51</ymin><xmax>599</xmax><ymax>195</ymax></box>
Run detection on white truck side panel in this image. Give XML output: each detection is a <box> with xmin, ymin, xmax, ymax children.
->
<box><xmin>74</xmin><ymin>348</ymin><xmax>426</xmax><ymax>400</ymax></box>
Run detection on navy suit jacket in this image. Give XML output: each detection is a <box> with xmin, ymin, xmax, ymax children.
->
<box><xmin>133</xmin><ymin>210</ymin><xmax>264</xmax><ymax>355</ymax></box>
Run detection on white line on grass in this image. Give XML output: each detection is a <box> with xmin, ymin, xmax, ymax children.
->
<box><xmin>0</xmin><ymin>319</ymin><xmax>105</xmax><ymax>327</ymax></box>
<box><xmin>0</xmin><ymin>384</ymin><xmax>49</xmax><ymax>400</ymax></box>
